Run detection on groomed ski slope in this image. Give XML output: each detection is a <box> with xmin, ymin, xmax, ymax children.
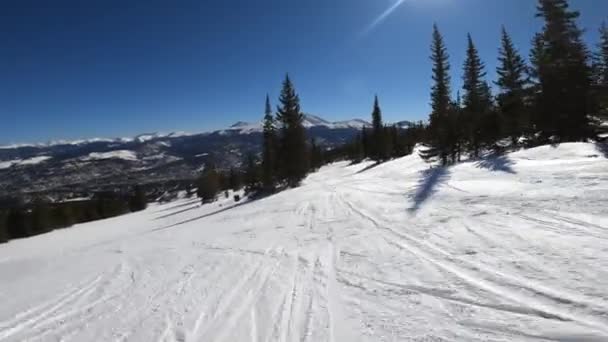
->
<box><xmin>1</xmin><ymin>143</ymin><xmax>607</xmax><ymax>341</ymax></box>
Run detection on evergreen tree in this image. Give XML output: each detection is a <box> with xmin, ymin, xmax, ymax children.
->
<box><xmin>129</xmin><ymin>185</ymin><xmax>147</xmax><ymax>212</ymax></box>
<box><xmin>244</xmin><ymin>153</ymin><xmax>261</xmax><ymax>194</ymax></box>
<box><xmin>51</xmin><ymin>204</ymin><xmax>76</xmax><ymax>229</ymax></box>
<box><xmin>261</xmin><ymin>95</ymin><xmax>277</xmax><ymax>192</ymax></box>
<box><xmin>390</xmin><ymin>125</ymin><xmax>406</xmax><ymax>157</ymax></box>
<box><xmin>361</xmin><ymin>127</ymin><xmax>370</xmax><ymax>159</ymax></box>
<box><xmin>228</xmin><ymin>168</ymin><xmax>243</xmax><ymax>191</ymax></box>
<box><xmin>351</xmin><ymin>133</ymin><xmax>364</xmax><ymax>162</ymax></box>
<box><xmin>197</xmin><ymin>166</ymin><xmax>220</xmax><ymax>203</ymax></box>
<box><xmin>496</xmin><ymin>26</ymin><xmax>530</xmax><ymax>146</ymax></box>
<box><xmin>421</xmin><ymin>24</ymin><xmax>453</xmax><ymax>165</ymax></box>
<box><xmin>532</xmin><ymin>0</ymin><xmax>592</xmax><ymax>141</ymax></box>
<box><xmin>370</xmin><ymin>95</ymin><xmax>387</xmax><ymax>161</ymax></box>
<box><xmin>276</xmin><ymin>74</ymin><xmax>309</xmax><ymax>187</ymax></box>
<box><xmin>462</xmin><ymin>34</ymin><xmax>492</xmax><ymax>157</ymax></box>
<box><xmin>592</xmin><ymin>22</ymin><xmax>608</xmax><ymax>124</ymax></box>
<box><xmin>6</xmin><ymin>207</ymin><xmax>28</xmax><ymax>239</ymax></box>
<box><xmin>592</xmin><ymin>22</ymin><xmax>608</xmax><ymax>86</ymax></box>
<box><xmin>309</xmin><ymin>138</ymin><xmax>324</xmax><ymax>171</ymax></box>
<box><xmin>31</xmin><ymin>199</ymin><xmax>53</xmax><ymax>234</ymax></box>
<box><xmin>0</xmin><ymin>211</ymin><xmax>7</xmax><ymax>243</ymax></box>
<box><xmin>383</xmin><ymin>125</ymin><xmax>394</xmax><ymax>159</ymax></box>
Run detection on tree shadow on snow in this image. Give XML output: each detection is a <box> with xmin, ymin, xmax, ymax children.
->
<box><xmin>151</xmin><ymin>200</ymin><xmax>254</xmax><ymax>232</ymax></box>
<box><xmin>153</xmin><ymin>203</ymin><xmax>202</xmax><ymax>220</ymax></box>
<box><xmin>152</xmin><ymin>198</ymin><xmax>200</xmax><ymax>214</ymax></box>
<box><xmin>355</xmin><ymin>162</ymin><xmax>382</xmax><ymax>174</ymax></box>
<box><xmin>475</xmin><ymin>154</ymin><xmax>516</xmax><ymax>174</ymax></box>
<box><xmin>149</xmin><ymin>191</ymin><xmax>279</xmax><ymax>233</ymax></box>
<box><xmin>408</xmin><ymin>167</ymin><xmax>450</xmax><ymax>213</ymax></box>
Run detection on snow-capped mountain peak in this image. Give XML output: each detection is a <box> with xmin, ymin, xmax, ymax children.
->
<box><xmin>226</xmin><ymin>114</ymin><xmax>370</xmax><ymax>134</ymax></box>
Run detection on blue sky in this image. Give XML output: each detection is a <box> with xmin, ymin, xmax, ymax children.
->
<box><xmin>1</xmin><ymin>0</ymin><xmax>607</xmax><ymax>144</ymax></box>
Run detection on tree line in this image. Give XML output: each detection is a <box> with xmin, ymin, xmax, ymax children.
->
<box><xmin>341</xmin><ymin>97</ymin><xmax>427</xmax><ymax>164</ymax></box>
<box><xmin>197</xmin><ymin>75</ymin><xmax>326</xmax><ymax>202</ymax></box>
<box><xmin>0</xmin><ymin>186</ymin><xmax>147</xmax><ymax>244</ymax></box>
<box><xmin>422</xmin><ymin>0</ymin><xmax>608</xmax><ymax>165</ymax></box>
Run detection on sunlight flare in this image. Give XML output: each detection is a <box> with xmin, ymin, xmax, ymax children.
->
<box><xmin>362</xmin><ymin>0</ymin><xmax>406</xmax><ymax>35</ymax></box>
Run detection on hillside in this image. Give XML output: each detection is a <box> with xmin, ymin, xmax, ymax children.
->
<box><xmin>0</xmin><ymin>115</ymin><xmax>372</xmax><ymax>197</ymax></box>
<box><xmin>0</xmin><ymin>143</ymin><xmax>607</xmax><ymax>341</ymax></box>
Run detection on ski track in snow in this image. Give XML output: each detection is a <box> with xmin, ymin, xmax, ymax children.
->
<box><xmin>1</xmin><ymin>142</ymin><xmax>608</xmax><ymax>341</ymax></box>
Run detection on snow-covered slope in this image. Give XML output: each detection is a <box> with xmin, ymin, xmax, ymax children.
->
<box><xmin>1</xmin><ymin>143</ymin><xmax>607</xmax><ymax>341</ymax></box>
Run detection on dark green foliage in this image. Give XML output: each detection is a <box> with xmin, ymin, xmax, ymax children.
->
<box><xmin>0</xmin><ymin>211</ymin><xmax>7</xmax><ymax>243</ymax></box>
<box><xmin>6</xmin><ymin>207</ymin><xmax>29</xmax><ymax>239</ymax></box>
<box><xmin>228</xmin><ymin>168</ymin><xmax>243</xmax><ymax>191</ymax></box>
<box><xmin>244</xmin><ymin>153</ymin><xmax>261</xmax><ymax>194</ymax></box>
<box><xmin>336</xmin><ymin>121</ymin><xmax>424</xmax><ymax>165</ymax></box>
<box><xmin>496</xmin><ymin>26</ymin><xmax>530</xmax><ymax>145</ymax></box>
<box><xmin>197</xmin><ymin>166</ymin><xmax>220</xmax><ymax>203</ymax></box>
<box><xmin>0</xmin><ymin>195</ymin><xmax>139</xmax><ymax>242</ymax></box>
<box><xmin>309</xmin><ymin>138</ymin><xmax>324</xmax><ymax>171</ymax></box>
<box><xmin>129</xmin><ymin>185</ymin><xmax>147</xmax><ymax>212</ymax></box>
<box><xmin>370</xmin><ymin>96</ymin><xmax>388</xmax><ymax>162</ymax></box>
<box><xmin>361</xmin><ymin>127</ymin><xmax>370</xmax><ymax>159</ymax></box>
<box><xmin>592</xmin><ymin>22</ymin><xmax>608</xmax><ymax>128</ymax></box>
<box><xmin>30</xmin><ymin>199</ymin><xmax>53</xmax><ymax>235</ymax></box>
<box><xmin>262</xmin><ymin>95</ymin><xmax>278</xmax><ymax>192</ymax></box>
<box><xmin>595</xmin><ymin>22</ymin><xmax>608</xmax><ymax>87</ymax></box>
<box><xmin>95</xmin><ymin>192</ymin><xmax>130</xmax><ymax>219</ymax></box>
<box><xmin>531</xmin><ymin>0</ymin><xmax>592</xmax><ymax>142</ymax></box>
<box><xmin>421</xmin><ymin>24</ymin><xmax>454</xmax><ymax>165</ymax></box>
<box><xmin>462</xmin><ymin>34</ymin><xmax>494</xmax><ymax>157</ymax></box>
<box><xmin>51</xmin><ymin>205</ymin><xmax>76</xmax><ymax>229</ymax></box>
<box><xmin>349</xmin><ymin>132</ymin><xmax>365</xmax><ymax>163</ymax></box>
<box><xmin>276</xmin><ymin>74</ymin><xmax>309</xmax><ymax>187</ymax></box>
<box><xmin>389</xmin><ymin>126</ymin><xmax>403</xmax><ymax>157</ymax></box>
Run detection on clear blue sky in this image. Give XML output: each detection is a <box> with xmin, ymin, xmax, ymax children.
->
<box><xmin>1</xmin><ymin>0</ymin><xmax>607</xmax><ymax>144</ymax></box>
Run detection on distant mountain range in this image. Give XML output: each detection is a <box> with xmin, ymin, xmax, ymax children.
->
<box><xmin>0</xmin><ymin>115</ymin><xmax>414</xmax><ymax>198</ymax></box>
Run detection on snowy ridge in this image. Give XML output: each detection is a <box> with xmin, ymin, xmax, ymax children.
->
<box><xmin>82</xmin><ymin>150</ymin><xmax>138</xmax><ymax>161</ymax></box>
<box><xmin>0</xmin><ymin>142</ymin><xmax>607</xmax><ymax>341</ymax></box>
<box><xmin>0</xmin><ymin>133</ymin><xmax>193</xmax><ymax>150</ymax></box>
<box><xmin>0</xmin><ymin>115</ymin><xmax>370</xmax><ymax>149</ymax></box>
<box><xmin>0</xmin><ymin>156</ymin><xmax>52</xmax><ymax>170</ymax></box>
<box><xmin>226</xmin><ymin>114</ymin><xmax>371</xmax><ymax>134</ymax></box>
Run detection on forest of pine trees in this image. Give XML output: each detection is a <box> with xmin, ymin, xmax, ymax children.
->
<box><xmin>196</xmin><ymin>74</ymin><xmax>321</xmax><ymax>201</ymax></box>
<box><xmin>168</xmin><ymin>0</ymin><xmax>608</xmax><ymax>206</ymax></box>
<box><xmin>421</xmin><ymin>0</ymin><xmax>608</xmax><ymax>165</ymax></box>
<box><xmin>0</xmin><ymin>186</ymin><xmax>148</xmax><ymax>243</ymax></box>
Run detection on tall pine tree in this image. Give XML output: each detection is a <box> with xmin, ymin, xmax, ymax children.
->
<box><xmin>421</xmin><ymin>24</ymin><xmax>453</xmax><ymax>165</ymax></box>
<box><xmin>276</xmin><ymin>74</ymin><xmax>308</xmax><ymax>187</ymax></box>
<box><xmin>261</xmin><ymin>95</ymin><xmax>277</xmax><ymax>192</ymax></box>
<box><xmin>370</xmin><ymin>95</ymin><xmax>388</xmax><ymax>162</ymax></box>
<box><xmin>592</xmin><ymin>22</ymin><xmax>608</xmax><ymax>124</ymax></box>
<box><xmin>462</xmin><ymin>34</ymin><xmax>492</xmax><ymax>157</ymax></box>
<box><xmin>532</xmin><ymin>0</ymin><xmax>592</xmax><ymax>142</ymax></box>
<box><xmin>496</xmin><ymin>26</ymin><xmax>529</xmax><ymax>146</ymax></box>
<box><xmin>592</xmin><ymin>22</ymin><xmax>608</xmax><ymax>86</ymax></box>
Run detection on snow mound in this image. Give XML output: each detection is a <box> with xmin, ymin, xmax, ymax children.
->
<box><xmin>510</xmin><ymin>142</ymin><xmax>603</xmax><ymax>160</ymax></box>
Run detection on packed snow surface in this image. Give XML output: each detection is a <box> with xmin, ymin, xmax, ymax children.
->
<box><xmin>1</xmin><ymin>143</ymin><xmax>608</xmax><ymax>341</ymax></box>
